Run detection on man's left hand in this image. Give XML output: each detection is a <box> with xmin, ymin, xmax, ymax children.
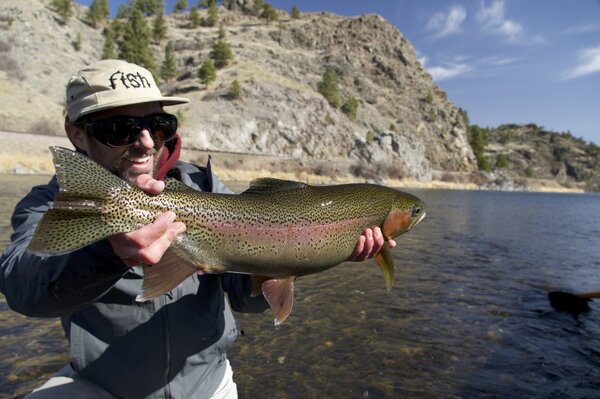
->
<box><xmin>347</xmin><ymin>227</ymin><xmax>397</xmax><ymax>262</ymax></box>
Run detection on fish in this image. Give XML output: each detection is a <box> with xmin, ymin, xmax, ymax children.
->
<box><xmin>29</xmin><ymin>146</ymin><xmax>426</xmax><ymax>324</ymax></box>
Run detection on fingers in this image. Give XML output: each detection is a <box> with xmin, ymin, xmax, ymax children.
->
<box><xmin>347</xmin><ymin>227</ymin><xmax>388</xmax><ymax>262</ymax></box>
<box><xmin>108</xmin><ymin>211</ymin><xmax>186</xmax><ymax>266</ymax></box>
<box><xmin>135</xmin><ymin>174</ymin><xmax>165</xmax><ymax>194</ymax></box>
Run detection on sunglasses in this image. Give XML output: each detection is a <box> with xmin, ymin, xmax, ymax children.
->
<box><xmin>77</xmin><ymin>113</ymin><xmax>178</xmax><ymax>148</ymax></box>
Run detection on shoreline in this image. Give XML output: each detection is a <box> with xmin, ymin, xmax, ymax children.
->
<box><xmin>0</xmin><ymin>131</ymin><xmax>586</xmax><ymax>194</ymax></box>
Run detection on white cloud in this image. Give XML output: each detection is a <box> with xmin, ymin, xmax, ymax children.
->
<box><xmin>426</xmin><ymin>5</ymin><xmax>467</xmax><ymax>39</ymax></box>
<box><xmin>427</xmin><ymin>63</ymin><xmax>472</xmax><ymax>81</ymax></box>
<box><xmin>562</xmin><ymin>45</ymin><xmax>600</xmax><ymax>80</ymax></box>
<box><xmin>475</xmin><ymin>0</ymin><xmax>541</xmax><ymax>43</ymax></box>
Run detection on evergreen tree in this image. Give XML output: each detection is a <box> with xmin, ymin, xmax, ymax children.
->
<box><xmin>199</xmin><ymin>0</ymin><xmax>216</xmax><ymax>8</ymax></box>
<box><xmin>318</xmin><ymin>69</ymin><xmax>340</xmax><ymax>108</ymax></box>
<box><xmin>101</xmin><ymin>25</ymin><xmax>117</xmax><ymax>59</ymax></box>
<box><xmin>119</xmin><ymin>8</ymin><xmax>156</xmax><ymax>76</ymax></box>
<box><xmin>115</xmin><ymin>4</ymin><xmax>128</xmax><ymax>19</ymax></box>
<box><xmin>262</xmin><ymin>4</ymin><xmax>278</xmax><ymax>24</ymax></box>
<box><xmin>189</xmin><ymin>6</ymin><xmax>201</xmax><ymax>27</ymax></box>
<box><xmin>341</xmin><ymin>96</ymin><xmax>359</xmax><ymax>121</ymax></box>
<box><xmin>173</xmin><ymin>0</ymin><xmax>188</xmax><ymax>13</ymax></box>
<box><xmin>131</xmin><ymin>0</ymin><xmax>164</xmax><ymax>16</ymax></box>
<box><xmin>253</xmin><ymin>0</ymin><xmax>265</xmax><ymax>16</ymax></box>
<box><xmin>218</xmin><ymin>22</ymin><xmax>226</xmax><ymax>39</ymax></box>
<box><xmin>87</xmin><ymin>0</ymin><xmax>109</xmax><ymax>28</ymax></box>
<box><xmin>198</xmin><ymin>59</ymin><xmax>216</xmax><ymax>87</ymax></box>
<box><xmin>152</xmin><ymin>9</ymin><xmax>167</xmax><ymax>42</ymax></box>
<box><xmin>290</xmin><ymin>5</ymin><xmax>300</xmax><ymax>19</ymax></box>
<box><xmin>160</xmin><ymin>42</ymin><xmax>177</xmax><ymax>81</ymax></box>
<box><xmin>205</xmin><ymin>1</ymin><xmax>219</xmax><ymax>27</ymax></box>
<box><xmin>468</xmin><ymin>125</ymin><xmax>491</xmax><ymax>172</ymax></box>
<box><xmin>229</xmin><ymin>80</ymin><xmax>242</xmax><ymax>100</ymax></box>
<box><xmin>210</xmin><ymin>40</ymin><xmax>233</xmax><ymax>68</ymax></box>
<box><xmin>51</xmin><ymin>0</ymin><xmax>73</xmax><ymax>24</ymax></box>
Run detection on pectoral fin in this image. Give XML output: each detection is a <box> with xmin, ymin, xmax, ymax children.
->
<box><xmin>375</xmin><ymin>245</ymin><xmax>395</xmax><ymax>291</ymax></box>
<box><xmin>261</xmin><ymin>277</ymin><xmax>296</xmax><ymax>326</ymax></box>
<box><xmin>137</xmin><ymin>248</ymin><xmax>198</xmax><ymax>301</ymax></box>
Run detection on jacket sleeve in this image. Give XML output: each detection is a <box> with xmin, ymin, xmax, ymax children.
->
<box><xmin>0</xmin><ymin>178</ymin><xmax>129</xmax><ymax>318</ymax></box>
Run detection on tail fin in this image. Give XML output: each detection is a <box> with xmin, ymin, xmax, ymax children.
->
<box><xmin>28</xmin><ymin>147</ymin><xmax>133</xmax><ymax>256</ymax></box>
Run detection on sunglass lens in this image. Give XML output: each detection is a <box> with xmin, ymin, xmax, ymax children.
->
<box><xmin>150</xmin><ymin>115</ymin><xmax>177</xmax><ymax>142</ymax></box>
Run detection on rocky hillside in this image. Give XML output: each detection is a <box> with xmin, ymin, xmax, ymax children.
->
<box><xmin>0</xmin><ymin>0</ymin><xmax>475</xmax><ymax>184</ymax></box>
<box><xmin>482</xmin><ymin>124</ymin><xmax>600</xmax><ymax>192</ymax></box>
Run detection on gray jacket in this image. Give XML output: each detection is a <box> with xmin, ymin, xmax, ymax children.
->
<box><xmin>0</xmin><ymin>159</ymin><xmax>269</xmax><ymax>399</ymax></box>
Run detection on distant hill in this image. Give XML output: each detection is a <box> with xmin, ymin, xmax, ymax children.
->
<box><xmin>0</xmin><ymin>0</ymin><xmax>598</xmax><ymax>191</ymax></box>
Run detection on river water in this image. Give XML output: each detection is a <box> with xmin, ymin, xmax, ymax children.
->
<box><xmin>1</xmin><ymin>175</ymin><xmax>599</xmax><ymax>398</ymax></box>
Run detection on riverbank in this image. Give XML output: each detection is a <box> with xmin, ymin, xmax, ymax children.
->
<box><xmin>0</xmin><ymin>131</ymin><xmax>586</xmax><ymax>193</ymax></box>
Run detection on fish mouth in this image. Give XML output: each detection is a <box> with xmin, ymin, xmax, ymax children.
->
<box><xmin>410</xmin><ymin>210</ymin><xmax>426</xmax><ymax>230</ymax></box>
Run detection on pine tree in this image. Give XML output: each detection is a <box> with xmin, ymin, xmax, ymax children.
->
<box><xmin>318</xmin><ymin>69</ymin><xmax>340</xmax><ymax>108</ymax></box>
<box><xmin>173</xmin><ymin>0</ymin><xmax>188</xmax><ymax>13</ymax></box>
<box><xmin>101</xmin><ymin>25</ymin><xmax>117</xmax><ymax>59</ymax></box>
<box><xmin>262</xmin><ymin>4</ymin><xmax>278</xmax><ymax>24</ymax></box>
<box><xmin>253</xmin><ymin>0</ymin><xmax>265</xmax><ymax>16</ymax></box>
<box><xmin>115</xmin><ymin>4</ymin><xmax>128</xmax><ymax>19</ymax></box>
<box><xmin>229</xmin><ymin>80</ymin><xmax>242</xmax><ymax>100</ymax></box>
<box><xmin>218</xmin><ymin>22</ymin><xmax>226</xmax><ymax>39</ymax></box>
<box><xmin>87</xmin><ymin>0</ymin><xmax>109</xmax><ymax>28</ymax></box>
<box><xmin>290</xmin><ymin>5</ymin><xmax>300</xmax><ymax>19</ymax></box>
<box><xmin>210</xmin><ymin>40</ymin><xmax>233</xmax><ymax>68</ymax></box>
<box><xmin>341</xmin><ymin>96</ymin><xmax>359</xmax><ymax>121</ymax></box>
<box><xmin>51</xmin><ymin>0</ymin><xmax>73</xmax><ymax>24</ymax></box>
<box><xmin>152</xmin><ymin>9</ymin><xmax>167</xmax><ymax>42</ymax></box>
<box><xmin>198</xmin><ymin>59</ymin><xmax>216</xmax><ymax>87</ymax></box>
<box><xmin>131</xmin><ymin>0</ymin><xmax>164</xmax><ymax>16</ymax></box>
<box><xmin>119</xmin><ymin>8</ymin><xmax>156</xmax><ymax>76</ymax></box>
<box><xmin>189</xmin><ymin>6</ymin><xmax>201</xmax><ymax>27</ymax></box>
<box><xmin>160</xmin><ymin>42</ymin><xmax>177</xmax><ymax>81</ymax></box>
<box><xmin>205</xmin><ymin>1</ymin><xmax>219</xmax><ymax>27</ymax></box>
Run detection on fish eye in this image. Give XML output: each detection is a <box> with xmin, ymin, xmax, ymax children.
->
<box><xmin>413</xmin><ymin>207</ymin><xmax>422</xmax><ymax>216</ymax></box>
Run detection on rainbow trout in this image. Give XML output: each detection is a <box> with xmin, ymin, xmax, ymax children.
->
<box><xmin>29</xmin><ymin>147</ymin><xmax>426</xmax><ymax>324</ymax></box>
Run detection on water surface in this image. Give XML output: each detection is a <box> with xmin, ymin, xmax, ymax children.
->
<box><xmin>1</xmin><ymin>177</ymin><xmax>599</xmax><ymax>398</ymax></box>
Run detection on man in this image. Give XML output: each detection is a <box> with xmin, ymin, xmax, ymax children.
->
<box><xmin>0</xmin><ymin>59</ymin><xmax>394</xmax><ymax>398</ymax></box>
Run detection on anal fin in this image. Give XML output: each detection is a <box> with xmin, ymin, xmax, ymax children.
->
<box><xmin>261</xmin><ymin>277</ymin><xmax>296</xmax><ymax>326</ymax></box>
<box><xmin>375</xmin><ymin>245</ymin><xmax>395</xmax><ymax>291</ymax></box>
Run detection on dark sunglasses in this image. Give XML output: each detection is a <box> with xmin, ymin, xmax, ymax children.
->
<box><xmin>77</xmin><ymin>113</ymin><xmax>178</xmax><ymax>148</ymax></box>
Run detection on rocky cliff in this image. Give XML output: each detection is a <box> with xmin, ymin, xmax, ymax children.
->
<box><xmin>0</xmin><ymin>0</ymin><xmax>476</xmax><ymax>184</ymax></box>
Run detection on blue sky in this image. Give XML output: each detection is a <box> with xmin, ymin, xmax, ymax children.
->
<box><xmin>77</xmin><ymin>0</ymin><xmax>600</xmax><ymax>145</ymax></box>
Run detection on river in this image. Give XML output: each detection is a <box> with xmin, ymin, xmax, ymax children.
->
<box><xmin>1</xmin><ymin>175</ymin><xmax>599</xmax><ymax>398</ymax></box>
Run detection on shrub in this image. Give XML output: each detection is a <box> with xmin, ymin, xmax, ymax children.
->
<box><xmin>318</xmin><ymin>69</ymin><xmax>340</xmax><ymax>108</ymax></box>
<box><xmin>496</xmin><ymin>153</ymin><xmax>509</xmax><ymax>168</ymax></box>
<box><xmin>229</xmin><ymin>80</ymin><xmax>242</xmax><ymax>100</ymax></box>
<box><xmin>210</xmin><ymin>40</ymin><xmax>233</xmax><ymax>68</ymax></box>
<box><xmin>341</xmin><ymin>96</ymin><xmax>358</xmax><ymax>121</ymax></box>
<box><xmin>198</xmin><ymin>59</ymin><xmax>216</xmax><ymax>87</ymax></box>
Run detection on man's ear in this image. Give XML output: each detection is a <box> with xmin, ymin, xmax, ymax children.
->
<box><xmin>65</xmin><ymin>118</ymin><xmax>87</xmax><ymax>152</ymax></box>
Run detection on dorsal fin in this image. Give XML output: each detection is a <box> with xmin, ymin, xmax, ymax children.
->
<box><xmin>243</xmin><ymin>178</ymin><xmax>308</xmax><ymax>194</ymax></box>
<box><xmin>164</xmin><ymin>178</ymin><xmax>196</xmax><ymax>192</ymax></box>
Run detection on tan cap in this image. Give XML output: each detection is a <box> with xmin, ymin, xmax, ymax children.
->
<box><xmin>65</xmin><ymin>59</ymin><xmax>189</xmax><ymax>121</ymax></box>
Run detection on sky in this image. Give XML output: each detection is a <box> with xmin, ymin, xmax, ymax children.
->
<box><xmin>77</xmin><ymin>0</ymin><xmax>600</xmax><ymax>145</ymax></box>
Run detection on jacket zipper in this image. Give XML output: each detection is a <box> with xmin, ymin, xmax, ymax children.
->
<box><xmin>162</xmin><ymin>295</ymin><xmax>172</xmax><ymax>398</ymax></box>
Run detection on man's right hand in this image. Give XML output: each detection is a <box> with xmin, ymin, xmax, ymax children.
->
<box><xmin>108</xmin><ymin>174</ymin><xmax>186</xmax><ymax>267</ymax></box>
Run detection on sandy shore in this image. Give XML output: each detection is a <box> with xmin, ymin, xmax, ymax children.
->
<box><xmin>0</xmin><ymin>131</ymin><xmax>586</xmax><ymax>193</ymax></box>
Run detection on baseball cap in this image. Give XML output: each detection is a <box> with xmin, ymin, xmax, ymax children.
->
<box><xmin>65</xmin><ymin>59</ymin><xmax>189</xmax><ymax>122</ymax></box>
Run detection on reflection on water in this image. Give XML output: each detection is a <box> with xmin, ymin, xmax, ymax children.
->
<box><xmin>1</xmin><ymin>177</ymin><xmax>600</xmax><ymax>398</ymax></box>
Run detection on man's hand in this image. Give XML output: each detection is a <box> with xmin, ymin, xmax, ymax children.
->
<box><xmin>108</xmin><ymin>175</ymin><xmax>186</xmax><ymax>267</ymax></box>
<box><xmin>347</xmin><ymin>227</ymin><xmax>396</xmax><ymax>262</ymax></box>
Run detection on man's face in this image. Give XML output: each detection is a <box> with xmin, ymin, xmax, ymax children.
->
<box><xmin>75</xmin><ymin>102</ymin><xmax>166</xmax><ymax>183</ymax></box>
